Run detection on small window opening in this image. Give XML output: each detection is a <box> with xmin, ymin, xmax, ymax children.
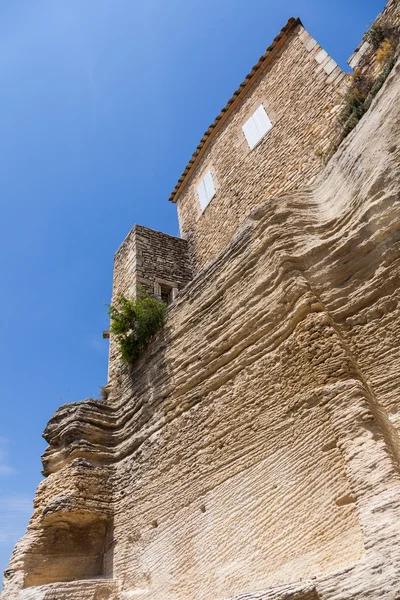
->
<box><xmin>160</xmin><ymin>285</ymin><xmax>173</xmax><ymax>306</ymax></box>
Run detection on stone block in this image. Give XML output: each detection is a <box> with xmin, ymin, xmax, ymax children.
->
<box><xmin>305</xmin><ymin>37</ymin><xmax>318</xmax><ymax>52</ymax></box>
<box><xmin>324</xmin><ymin>58</ymin><xmax>338</xmax><ymax>75</ymax></box>
<box><xmin>315</xmin><ymin>49</ymin><xmax>328</xmax><ymax>64</ymax></box>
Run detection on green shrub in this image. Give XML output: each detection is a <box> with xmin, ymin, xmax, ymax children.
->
<box><xmin>108</xmin><ymin>288</ymin><xmax>167</xmax><ymax>363</ymax></box>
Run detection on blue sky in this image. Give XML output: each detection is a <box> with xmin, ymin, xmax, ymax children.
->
<box><xmin>0</xmin><ymin>0</ymin><xmax>386</xmax><ymax>579</ymax></box>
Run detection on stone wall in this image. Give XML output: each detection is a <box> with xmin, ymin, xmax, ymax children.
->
<box><xmin>108</xmin><ymin>224</ymin><xmax>192</xmax><ymax>378</ymax></box>
<box><xmin>349</xmin><ymin>0</ymin><xmax>400</xmax><ymax>73</ymax></box>
<box><xmin>3</xmin><ymin>57</ymin><xmax>400</xmax><ymax>600</ymax></box>
<box><xmin>385</xmin><ymin>0</ymin><xmax>400</xmax><ymax>22</ymax></box>
<box><xmin>174</xmin><ymin>23</ymin><xmax>347</xmax><ymax>272</ymax></box>
<box><xmin>133</xmin><ymin>225</ymin><xmax>192</xmax><ymax>296</ymax></box>
<box><xmin>377</xmin><ymin>0</ymin><xmax>400</xmax><ymax>25</ymax></box>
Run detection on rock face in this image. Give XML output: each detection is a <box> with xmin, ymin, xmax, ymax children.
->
<box><xmin>2</xmin><ymin>39</ymin><xmax>400</xmax><ymax>600</ymax></box>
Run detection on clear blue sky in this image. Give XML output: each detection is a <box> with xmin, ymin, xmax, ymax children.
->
<box><xmin>0</xmin><ymin>0</ymin><xmax>386</xmax><ymax>579</ymax></box>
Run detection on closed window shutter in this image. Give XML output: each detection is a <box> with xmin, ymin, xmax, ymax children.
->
<box><xmin>242</xmin><ymin>117</ymin><xmax>259</xmax><ymax>150</ymax></box>
<box><xmin>197</xmin><ymin>179</ymin><xmax>208</xmax><ymax>211</ymax></box>
<box><xmin>253</xmin><ymin>105</ymin><xmax>272</xmax><ymax>137</ymax></box>
<box><xmin>242</xmin><ymin>104</ymin><xmax>273</xmax><ymax>149</ymax></box>
<box><xmin>197</xmin><ymin>170</ymin><xmax>215</xmax><ymax>211</ymax></box>
<box><xmin>203</xmin><ymin>170</ymin><xmax>215</xmax><ymax>202</ymax></box>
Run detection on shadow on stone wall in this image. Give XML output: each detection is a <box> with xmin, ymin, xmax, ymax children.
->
<box><xmin>23</xmin><ymin>513</ymin><xmax>113</xmax><ymax>588</ymax></box>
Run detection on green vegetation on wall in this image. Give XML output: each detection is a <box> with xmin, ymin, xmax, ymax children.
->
<box><xmin>316</xmin><ymin>19</ymin><xmax>399</xmax><ymax>165</ymax></box>
<box><xmin>108</xmin><ymin>287</ymin><xmax>167</xmax><ymax>364</ymax></box>
<box><xmin>339</xmin><ymin>20</ymin><xmax>399</xmax><ymax>139</ymax></box>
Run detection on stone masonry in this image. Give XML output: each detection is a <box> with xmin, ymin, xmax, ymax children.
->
<box><xmin>108</xmin><ymin>224</ymin><xmax>192</xmax><ymax>378</ymax></box>
<box><xmin>349</xmin><ymin>0</ymin><xmax>400</xmax><ymax>73</ymax></box>
<box><xmin>171</xmin><ymin>19</ymin><xmax>347</xmax><ymax>272</ymax></box>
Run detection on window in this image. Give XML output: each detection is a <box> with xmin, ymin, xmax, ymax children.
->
<box><xmin>197</xmin><ymin>170</ymin><xmax>216</xmax><ymax>211</ymax></box>
<box><xmin>242</xmin><ymin>104</ymin><xmax>272</xmax><ymax>150</ymax></box>
<box><xmin>160</xmin><ymin>284</ymin><xmax>173</xmax><ymax>306</ymax></box>
<box><xmin>154</xmin><ymin>281</ymin><xmax>177</xmax><ymax>306</ymax></box>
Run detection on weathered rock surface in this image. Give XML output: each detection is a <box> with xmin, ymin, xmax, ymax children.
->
<box><xmin>2</xmin><ymin>55</ymin><xmax>400</xmax><ymax>600</ymax></box>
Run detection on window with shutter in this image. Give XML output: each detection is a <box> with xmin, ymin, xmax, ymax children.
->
<box><xmin>197</xmin><ymin>169</ymin><xmax>216</xmax><ymax>212</ymax></box>
<box><xmin>242</xmin><ymin>104</ymin><xmax>272</xmax><ymax>150</ymax></box>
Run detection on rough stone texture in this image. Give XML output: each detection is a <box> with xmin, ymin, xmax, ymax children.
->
<box><xmin>349</xmin><ymin>0</ymin><xmax>400</xmax><ymax>73</ymax></box>
<box><xmin>175</xmin><ymin>23</ymin><xmax>347</xmax><ymax>272</ymax></box>
<box><xmin>385</xmin><ymin>0</ymin><xmax>400</xmax><ymax>23</ymax></box>
<box><xmin>2</xmin><ymin>52</ymin><xmax>400</xmax><ymax>599</ymax></box>
<box><xmin>112</xmin><ymin>225</ymin><xmax>192</xmax><ymax>300</ymax></box>
<box><xmin>16</xmin><ymin>581</ymin><xmax>118</xmax><ymax>600</ymax></box>
<box><xmin>108</xmin><ymin>224</ymin><xmax>192</xmax><ymax>378</ymax></box>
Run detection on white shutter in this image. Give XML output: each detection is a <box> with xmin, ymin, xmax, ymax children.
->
<box><xmin>203</xmin><ymin>170</ymin><xmax>215</xmax><ymax>202</ymax></box>
<box><xmin>197</xmin><ymin>179</ymin><xmax>208</xmax><ymax>211</ymax></box>
<box><xmin>253</xmin><ymin>104</ymin><xmax>272</xmax><ymax>137</ymax></box>
<box><xmin>197</xmin><ymin>170</ymin><xmax>216</xmax><ymax>212</ymax></box>
<box><xmin>242</xmin><ymin>104</ymin><xmax>273</xmax><ymax>149</ymax></box>
<box><xmin>242</xmin><ymin>116</ymin><xmax>259</xmax><ymax>150</ymax></box>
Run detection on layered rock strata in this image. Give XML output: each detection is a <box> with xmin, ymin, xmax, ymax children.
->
<box><xmin>2</xmin><ymin>52</ymin><xmax>400</xmax><ymax>600</ymax></box>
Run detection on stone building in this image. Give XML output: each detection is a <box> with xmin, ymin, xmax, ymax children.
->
<box><xmin>170</xmin><ymin>18</ymin><xmax>346</xmax><ymax>271</ymax></box>
<box><xmin>108</xmin><ymin>225</ymin><xmax>192</xmax><ymax>376</ymax></box>
<box><xmin>2</xmin><ymin>2</ymin><xmax>400</xmax><ymax>600</ymax></box>
<box><xmin>108</xmin><ymin>18</ymin><xmax>346</xmax><ymax>375</ymax></box>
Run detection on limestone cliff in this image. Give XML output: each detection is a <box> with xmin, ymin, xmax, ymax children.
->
<box><xmin>2</xmin><ymin>45</ymin><xmax>400</xmax><ymax>600</ymax></box>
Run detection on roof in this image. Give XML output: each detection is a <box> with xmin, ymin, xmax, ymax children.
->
<box><xmin>169</xmin><ymin>17</ymin><xmax>302</xmax><ymax>203</ymax></box>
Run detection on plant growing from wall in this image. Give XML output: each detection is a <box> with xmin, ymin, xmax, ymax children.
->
<box><xmin>108</xmin><ymin>287</ymin><xmax>167</xmax><ymax>363</ymax></box>
<box><xmin>376</xmin><ymin>38</ymin><xmax>395</xmax><ymax>66</ymax></box>
<box><xmin>99</xmin><ymin>385</ymin><xmax>108</xmax><ymax>401</ymax></box>
<box><xmin>338</xmin><ymin>69</ymin><xmax>374</xmax><ymax>138</ymax></box>
<box><xmin>364</xmin><ymin>19</ymin><xmax>398</xmax><ymax>50</ymax></box>
<box><xmin>338</xmin><ymin>22</ymin><xmax>399</xmax><ymax>141</ymax></box>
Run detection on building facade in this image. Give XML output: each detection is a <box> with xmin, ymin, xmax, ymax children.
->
<box><xmin>107</xmin><ymin>19</ymin><xmax>348</xmax><ymax>376</ymax></box>
<box><xmin>170</xmin><ymin>18</ymin><xmax>347</xmax><ymax>271</ymax></box>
